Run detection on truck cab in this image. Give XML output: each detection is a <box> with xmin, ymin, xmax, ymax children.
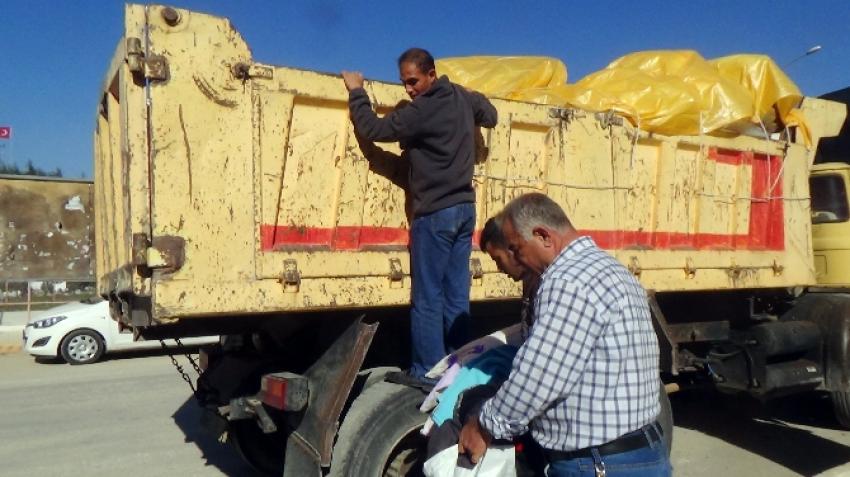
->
<box><xmin>812</xmin><ymin>87</ymin><xmax>850</xmax><ymax>286</ymax></box>
<box><xmin>812</xmin><ymin>163</ymin><xmax>850</xmax><ymax>285</ymax></box>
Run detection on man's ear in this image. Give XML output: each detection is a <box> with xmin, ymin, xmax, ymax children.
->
<box><xmin>427</xmin><ymin>68</ymin><xmax>437</xmax><ymax>80</ymax></box>
<box><xmin>532</xmin><ymin>226</ymin><xmax>552</xmax><ymax>247</ymax></box>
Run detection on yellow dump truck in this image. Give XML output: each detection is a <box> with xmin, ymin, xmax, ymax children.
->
<box><xmin>95</xmin><ymin>5</ymin><xmax>848</xmax><ymax>475</ymax></box>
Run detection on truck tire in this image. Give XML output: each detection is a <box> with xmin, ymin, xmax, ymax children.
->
<box><xmin>228</xmin><ymin>419</ymin><xmax>286</xmax><ymax>476</ymax></box>
<box><xmin>329</xmin><ymin>381</ymin><xmax>427</xmax><ymax>477</ymax></box>
<box><xmin>659</xmin><ymin>387</ymin><xmax>674</xmax><ymax>456</ymax></box>
<box><xmin>825</xmin><ymin>296</ymin><xmax>850</xmax><ymax>428</ymax></box>
<box><xmin>783</xmin><ymin>293</ymin><xmax>850</xmax><ymax>428</ymax></box>
<box><xmin>832</xmin><ymin>391</ymin><xmax>850</xmax><ymax>428</ymax></box>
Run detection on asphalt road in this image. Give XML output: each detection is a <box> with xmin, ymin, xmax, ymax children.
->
<box><xmin>1</xmin><ymin>349</ymin><xmax>850</xmax><ymax>476</ymax></box>
<box><xmin>0</xmin><ymin>350</ymin><xmax>254</xmax><ymax>477</ymax></box>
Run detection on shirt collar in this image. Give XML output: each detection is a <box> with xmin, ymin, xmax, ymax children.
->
<box><xmin>541</xmin><ymin>236</ymin><xmax>596</xmax><ymax>279</ymax></box>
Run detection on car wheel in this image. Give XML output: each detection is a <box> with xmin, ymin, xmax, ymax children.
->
<box><xmin>60</xmin><ymin>329</ymin><xmax>105</xmax><ymax>365</ymax></box>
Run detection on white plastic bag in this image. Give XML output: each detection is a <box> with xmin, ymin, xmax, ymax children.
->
<box><xmin>423</xmin><ymin>444</ymin><xmax>516</xmax><ymax>477</ymax></box>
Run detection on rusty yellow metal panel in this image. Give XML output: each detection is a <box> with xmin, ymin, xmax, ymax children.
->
<box><xmin>0</xmin><ymin>176</ymin><xmax>94</xmax><ymax>281</ymax></box>
<box><xmin>95</xmin><ymin>5</ymin><xmax>846</xmax><ymax>324</ymax></box>
<box><xmin>94</xmin><ymin>4</ymin><xmax>149</xmax><ymax>298</ymax></box>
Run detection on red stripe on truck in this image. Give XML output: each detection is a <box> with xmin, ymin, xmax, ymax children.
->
<box><xmin>259</xmin><ymin>225</ymin><xmax>784</xmax><ymax>252</ymax></box>
<box><xmin>260</xmin><ymin>225</ymin><xmax>409</xmax><ymax>251</ymax></box>
<box><xmin>260</xmin><ymin>149</ymin><xmax>785</xmax><ymax>252</ymax></box>
<box><xmin>748</xmin><ymin>153</ymin><xmax>785</xmax><ymax>250</ymax></box>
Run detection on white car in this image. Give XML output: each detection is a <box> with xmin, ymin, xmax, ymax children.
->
<box><xmin>23</xmin><ymin>298</ymin><xmax>218</xmax><ymax>365</ymax></box>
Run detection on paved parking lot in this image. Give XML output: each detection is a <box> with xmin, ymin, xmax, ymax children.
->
<box><xmin>1</xmin><ymin>349</ymin><xmax>850</xmax><ymax>476</ymax></box>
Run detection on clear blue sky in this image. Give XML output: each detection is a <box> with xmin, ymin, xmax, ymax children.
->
<box><xmin>1</xmin><ymin>1</ymin><xmax>848</xmax><ymax>178</ymax></box>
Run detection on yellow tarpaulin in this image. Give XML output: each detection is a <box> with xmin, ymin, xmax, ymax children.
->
<box><xmin>435</xmin><ymin>56</ymin><xmax>568</xmax><ymax>101</ymax></box>
<box><xmin>436</xmin><ymin>51</ymin><xmax>807</xmax><ymax>143</ymax></box>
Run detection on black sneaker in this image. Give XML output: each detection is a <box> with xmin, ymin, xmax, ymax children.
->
<box><xmin>385</xmin><ymin>369</ymin><xmax>437</xmax><ymax>392</ymax></box>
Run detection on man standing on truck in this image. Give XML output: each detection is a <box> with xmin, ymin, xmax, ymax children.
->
<box><xmin>458</xmin><ymin>193</ymin><xmax>670</xmax><ymax>476</ymax></box>
<box><xmin>342</xmin><ymin>48</ymin><xmax>498</xmax><ymax>389</ymax></box>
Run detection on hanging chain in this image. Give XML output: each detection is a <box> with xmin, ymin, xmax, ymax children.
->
<box><xmin>160</xmin><ymin>339</ymin><xmax>197</xmax><ymax>394</ymax></box>
<box><xmin>175</xmin><ymin>338</ymin><xmax>203</xmax><ymax>375</ymax></box>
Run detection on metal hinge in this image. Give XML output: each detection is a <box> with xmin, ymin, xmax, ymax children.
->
<box><xmin>132</xmin><ymin>235</ymin><xmax>185</xmax><ymax>273</ymax></box>
<box><xmin>469</xmin><ymin>258</ymin><xmax>483</xmax><ymax>286</ymax></box>
<box><xmin>388</xmin><ymin>258</ymin><xmax>404</xmax><ymax>281</ymax></box>
<box><xmin>281</xmin><ymin>259</ymin><xmax>301</xmax><ymax>292</ymax></box>
<box><xmin>772</xmin><ymin>259</ymin><xmax>784</xmax><ymax>276</ymax></box>
<box><xmin>549</xmin><ymin>107</ymin><xmax>585</xmax><ymax>122</ymax></box>
<box><xmin>151</xmin><ymin>237</ymin><xmax>186</xmax><ymax>273</ymax></box>
<box><xmin>231</xmin><ymin>62</ymin><xmax>274</xmax><ymax>81</ymax></box>
<box><xmin>126</xmin><ymin>37</ymin><xmax>169</xmax><ymax>82</ymax></box>
<box><xmin>388</xmin><ymin>258</ymin><xmax>404</xmax><ymax>289</ymax></box>
<box><xmin>628</xmin><ymin>256</ymin><xmax>642</xmax><ymax>276</ymax></box>
<box><xmin>726</xmin><ymin>263</ymin><xmax>743</xmax><ymax>281</ymax></box>
<box><xmin>595</xmin><ymin>111</ymin><xmax>624</xmax><ymax>128</ymax></box>
<box><xmin>684</xmin><ymin>258</ymin><xmax>696</xmax><ymax>279</ymax></box>
<box><xmin>132</xmin><ymin>233</ymin><xmax>150</xmax><ymax>266</ymax></box>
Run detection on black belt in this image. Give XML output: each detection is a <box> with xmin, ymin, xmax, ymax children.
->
<box><xmin>544</xmin><ymin>422</ymin><xmax>662</xmax><ymax>461</ymax></box>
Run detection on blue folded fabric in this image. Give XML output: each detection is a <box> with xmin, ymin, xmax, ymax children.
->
<box><xmin>431</xmin><ymin>345</ymin><xmax>519</xmax><ymax>426</ymax></box>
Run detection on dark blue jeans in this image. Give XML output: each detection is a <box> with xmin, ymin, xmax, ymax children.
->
<box><xmin>545</xmin><ymin>426</ymin><xmax>672</xmax><ymax>477</ymax></box>
<box><xmin>409</xmin><ymin>202</ymin><xmax>475</xmax><ymax>378</ymax></box>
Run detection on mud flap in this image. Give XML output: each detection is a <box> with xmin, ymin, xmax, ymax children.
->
<box><xmin>282</xmin><ymin>315</ymin><xmax>378</xmax><ymax>477</ymax></box>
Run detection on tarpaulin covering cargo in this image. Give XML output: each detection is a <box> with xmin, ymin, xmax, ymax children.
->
<box><xmin>95</xmin><ymin>5</ymin><xmax>844</xmax><ymax>325</ymax></box>
<box><xmin>437</xmin><ymin>51</ymin><xmax>807</xmax><ymax>140</ymax></box>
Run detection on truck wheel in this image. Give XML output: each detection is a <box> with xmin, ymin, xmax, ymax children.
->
<box><xmin>824</xmin><ymin>297</ymin><xmax>850</xmax><ymax>429</ymax></box>
<box><xmin>329</xmin><ymin>381</ymin><xmax>427</xmax><ymax>477</ymax></box>
<box><xmin>60</xmin><ymin>329</ymin><xmax>105</xmax><ymax>365</ymax></box>
<box><xmin>228</xmin><ymin>419</ymin><xmax>286</xmax><ymax>476</ymax></box>
<box><xmin>831</xmin><ymin>391</ymin><xmax>850</xmax><ymax>428</ymax></box>
<box><xmin>783</xmin><ymin>293</ymin><xmax>850</xmax><ymax>428</ymax></box>
<box><xmin>659</xmin><ymin>387</ymin><xmax>674</xmax><ymax>456</ymax></box>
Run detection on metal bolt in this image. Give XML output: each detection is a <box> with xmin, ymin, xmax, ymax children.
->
<box><xmin>162</xmin><ymin>7</ymin><xmax>181</xmax><ymax>26</ymax></box>
<box><xmin>232</xmin><ymin>62</ymin><xmax>251</xmax><ymax>80</ymax></box>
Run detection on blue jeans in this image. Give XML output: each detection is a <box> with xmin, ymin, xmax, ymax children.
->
<box><xmin>546</xmin><ymin>428</ymin><xmax>672</xmax><ymax>477</ymax></box>
<box><xmin>409</xmin><ymin>202</ymin><xmax>475</xmax><ymax>378</ymax></box>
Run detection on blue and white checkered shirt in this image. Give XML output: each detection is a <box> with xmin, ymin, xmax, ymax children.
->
<box><xmin>479</xmin><ymin>236</ymin><xmax>660</xmax><ymax>451</ymax></box>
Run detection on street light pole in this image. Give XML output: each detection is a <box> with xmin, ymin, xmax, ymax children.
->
<box><xmin>785</xmin><ymin>45</ymin><xmax>822</xmax><ymax>68</ymax></box>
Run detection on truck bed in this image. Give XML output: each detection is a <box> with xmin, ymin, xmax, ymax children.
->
<box><xmin>94</xmin><ymin>4</ymin><xmax>845</xmax><ymax>326</ymax></box>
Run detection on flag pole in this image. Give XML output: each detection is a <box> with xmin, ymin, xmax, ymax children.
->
<box><xmin>0</xmin><ymin>126</ymin><xmax>12</xmax><ymax>167</ymax></box>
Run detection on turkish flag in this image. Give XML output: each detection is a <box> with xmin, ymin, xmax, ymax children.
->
<box><xmin>0</xmin><ymin>126</ymin><xmax>10</xmax><ymax>139</ymax></box>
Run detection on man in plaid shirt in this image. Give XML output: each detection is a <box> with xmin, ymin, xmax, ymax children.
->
<box><xmin>459</xmin><ymin>193</ymin><xmax>670</xmax><ymax>476</ymax></box>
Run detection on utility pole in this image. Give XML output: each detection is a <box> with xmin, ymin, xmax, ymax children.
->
<box><xmin>785</xmin><ymin>45</ymin><xmax>822</xmax><ymax>68</ymax></box>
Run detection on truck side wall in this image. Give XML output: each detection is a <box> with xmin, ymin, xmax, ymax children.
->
<box><xmin>94</xmin><ymin>4</ymin><xmax>150</xmax><ymax>301</ymax></box>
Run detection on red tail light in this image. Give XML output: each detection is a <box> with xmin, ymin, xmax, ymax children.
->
<box><xmin>260</xmin><ymin>375</ymin><xmax>288</xmax><ymax>409</ymax></box>
<box><xmin>259</xmin><ymin>373</ymin><xmax>309</xmax><ymax>411</ymax></box>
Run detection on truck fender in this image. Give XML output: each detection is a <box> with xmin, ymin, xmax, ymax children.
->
<box><xmin>282</xmin><ymin>315</ymin><xmax>378</xmax><ymax>477</ymax></box>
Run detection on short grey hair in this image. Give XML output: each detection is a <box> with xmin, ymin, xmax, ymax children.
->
<box><xmin>503</xmin><ymin>193</ymin><xmax>572</xmax><ymax>240</ymax></box>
